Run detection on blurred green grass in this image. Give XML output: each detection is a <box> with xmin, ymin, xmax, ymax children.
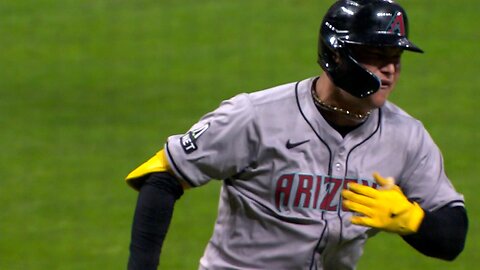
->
<box><xmin>0</xmin><ymin>0</ymin><xmax>477</xmax><ymax>269</ymax></box>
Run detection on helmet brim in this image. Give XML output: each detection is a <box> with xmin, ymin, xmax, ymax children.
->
<box><xmin>344</xmin><ymin>33</ymin><xmax>424</xmax><ymax>53</ymax></box>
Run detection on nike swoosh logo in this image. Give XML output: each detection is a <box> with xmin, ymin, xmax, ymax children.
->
<box><xmin>286</xmin><ymin>139</ymin><xmax>310</xmax><ymax>149</ymax></box>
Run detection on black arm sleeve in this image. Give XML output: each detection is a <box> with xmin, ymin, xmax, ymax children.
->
<box><xmin>127</xmin><ymin>172</ymin><xmax>184</xmax><ymax>270</ymax></box>
<box><xmin>402</xmin><ymin>205</ymin><xmax>468</xmax><ymax>261</ymax></box>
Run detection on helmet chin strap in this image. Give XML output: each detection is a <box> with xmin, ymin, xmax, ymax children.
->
<box><xmin>331</xmin><ymin>47</ymin><xmax>381</xmax><ymax>98</ymax></box>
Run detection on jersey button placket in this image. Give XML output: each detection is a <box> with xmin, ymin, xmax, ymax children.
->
<box><xmin>335</xmin><ymin>162</ymin><xmax>342</xmax><ymax>171</ymax></box>
<box><xmin>334</xmin><ymin>146</ymin><xmax>346</xmax><ymax>172</ymax></box>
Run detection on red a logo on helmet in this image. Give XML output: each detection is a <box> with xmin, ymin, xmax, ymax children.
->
<box><xmin>386</xmin><ymin>12</ymin><xmax>405</xmax><ymax>35</ymax></box>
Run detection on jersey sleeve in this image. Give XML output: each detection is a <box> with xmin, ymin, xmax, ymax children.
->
<box><xmin>164</xmin><ymin>93</ymin><xmax>259</xmax><ymax>187</ymax></box>
<box><xmin>400</xmin><ymin>124</ymin><xmax>465</xmax><ymax>211</ymax></box>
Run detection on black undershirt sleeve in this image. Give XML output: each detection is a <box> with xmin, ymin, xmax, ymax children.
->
<box><xmin>128</xmin><ymin>172</ymin><xmax>184</xmax><ymax>270</ymax></box>
<box><xmin>402</xmin><ymin>205</ymin><xmax>468</xmax><ymax>261</ymax></box>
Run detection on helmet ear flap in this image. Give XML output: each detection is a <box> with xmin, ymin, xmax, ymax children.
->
<box><xmin>319</xmin><ymin>38</ymin><xmax>380</xmax><ymax>98</ymax></box>
<box><xmin>318</xmin><ymin>41</ymin><xmax>336</xmax><ymax>71</ymax></box>
<box><xmin>333</xmin><ymin>47</ymin><xmax>381</xmax><ymax>98</ymax></box>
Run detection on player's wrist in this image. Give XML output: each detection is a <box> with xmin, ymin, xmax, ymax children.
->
<box><xmin>402</xmin><ymin>202</ymin><xmax>425</xmax><ymax>235</ymax></box>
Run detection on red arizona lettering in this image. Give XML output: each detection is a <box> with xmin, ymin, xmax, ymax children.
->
<box><xmin>361</xmin><ymin>179</ymin><xmax>378</xmax><ymax>189</ymax></box>
<box><xmin>320</xmin><ymin>177</ymin><xmax>342</xmax><ymax>211</ymax></box>
<box><xmin>312</xmin><ymin>175</ymin><xmax>323</xmax><ymax>209</ymax></box>
<box><xmin>293</xmin><ymin>174</ymin><xmax>314</xmax><ymax>208</ymax></box>
<box><xmin>343</xmin><ymin>178</ymin><xmax>357</xmax><ymax>190</ymax></box>
<box><xmin>275</xmin><ymin>174</ymin><xmax>294</xmax><ymax>209</ymax></box>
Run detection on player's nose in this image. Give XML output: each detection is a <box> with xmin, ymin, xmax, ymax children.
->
<box><xmin>380</xmin><ymin>62</ymin><xmax>397</xmax><ymax>75</ymax></box>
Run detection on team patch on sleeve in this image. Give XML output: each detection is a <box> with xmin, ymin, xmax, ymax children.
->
<box><xmin>180</xmin><ymin>123</ymin><xmax>210</xmax><ymax>154</ymax></box>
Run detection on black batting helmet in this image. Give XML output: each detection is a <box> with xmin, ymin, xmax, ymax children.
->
<box><xmin>318</xmin><ymin>0</ymin><xmax>423</xmax><ymax>98</ymax></box>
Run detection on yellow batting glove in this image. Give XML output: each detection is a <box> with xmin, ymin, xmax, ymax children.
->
<box><xmin>125</xmin><ymin>149</ymin><xmax>173</xmax><ymax>191</ymax></box>
<box><xmin>341</xmin><ymin>172</ymin><xmax>425</xmax><ymax>235</ymax></box>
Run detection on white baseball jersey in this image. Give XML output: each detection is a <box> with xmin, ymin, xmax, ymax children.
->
<box><xmin>165</xmin><ymin>77</ymin><xmax>464</xmax><ymax>270</ymax></box>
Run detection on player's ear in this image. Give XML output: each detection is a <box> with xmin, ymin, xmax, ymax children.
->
<box><xmin>396</xmin><ymin>61</ymin><xmax>402</xmax><ymax>72</ymax></box>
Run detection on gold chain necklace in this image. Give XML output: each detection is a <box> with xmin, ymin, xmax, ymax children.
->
<box><xmin>311</xmin><ymin>88</ymin><xmax>372</xmax><ymax>120</ymax></box>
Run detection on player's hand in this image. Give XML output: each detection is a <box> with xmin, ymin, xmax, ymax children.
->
<box><xmin>341</xmin><ymin>172</ymin><xmax>424</xmax><ymax>235</ymax></box>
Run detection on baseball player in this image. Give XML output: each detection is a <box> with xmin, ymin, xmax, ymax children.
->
<box><xmin>125</xmin><ymin>0</ymin><xmax>468</xmax><ymax>269</ymax></box>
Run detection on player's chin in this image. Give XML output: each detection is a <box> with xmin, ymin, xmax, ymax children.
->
<box><xmin>368</xmin><ymin>89</ymin><xmax>391</xmax><ymax>108</ymax></box>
